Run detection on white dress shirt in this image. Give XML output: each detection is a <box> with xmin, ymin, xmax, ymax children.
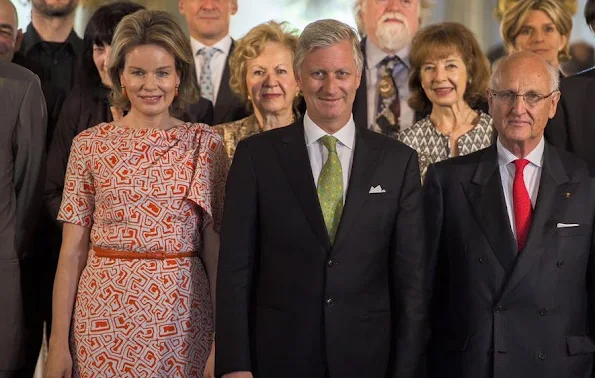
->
<box><xmin>497</xmin><ymin>136</ymin><xmax>545</xmax><ymax>239</ymax></box>
<box><xmin>304</xmin><ymin>112</ymin><xmax>356</xmax><ymax>203</ymax></box>
<box><xmin>365</xmin><ymin>39</ymin><xmax>415</xmax><ymax>132</ymax></box>
<box><xmin>190</xmin><ymin>35</ymin><xmax>232</xmax><ymax>105</ymax></box>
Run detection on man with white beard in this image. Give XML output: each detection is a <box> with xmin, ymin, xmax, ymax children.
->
<box><xmin>352</xmin><ymin>0</ymin><xmax>432</xmax><ymax>137</ymax></box>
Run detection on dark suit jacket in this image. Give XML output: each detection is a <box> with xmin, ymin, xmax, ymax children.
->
<box><xmin>216</xmin><ymin>119</ymin><xmax>429</xmax><ymax>378</ymax></box>
<box><xmin>212</xmin><ymin>41</ymin><xmax>248</xmax><ymax>125</ymax></box>
<box><xmin>424</xmin><ymin>143</ymin><xmax>595</xmax><ymax>378</ymax></box>
<box><xmin>546</xmin><ymin>75</ymin><xmax>595</xmax><ymax>165</ymax></box>
<box><xmin>0</xmin><ymin>62</ymin><xmax>47</xmax><ymax>372</ymax></box>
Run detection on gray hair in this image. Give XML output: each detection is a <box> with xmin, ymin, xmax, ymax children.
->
<box><xmin>490</xmin><ymin>54</ymin><xmax>560</xmax><ymax>92</ymax></box>
<box><xmin>294</xmin><ymin>19</ymin><xmax>363</xmax><ymax>76</ymax></box>
<box><xmin>352</xmin><ymin>0</ymin><xmax>434</xmax><ymax>37</ymax></box>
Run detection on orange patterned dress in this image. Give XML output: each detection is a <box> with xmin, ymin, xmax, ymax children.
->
<box><xmin>58</xmin><ymin>122</ymin><xmax>227</xmax><ymax>377</ymax></box>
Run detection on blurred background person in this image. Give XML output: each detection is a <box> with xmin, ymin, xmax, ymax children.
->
<box><xmin>399</xmin><ymin>22</ymin><xmax>493</xmax><ymax>182</ymax></box>
<box><xmin>0</xmin><ymin>61</ymin><xmax>47</xmax><ymax>378</ymax></box>
<box><xmin>563</xmin><ymin>41</ymin><xmax>595</xmax><ymax>75</ymax></box>
<box><xmin>213</xmin><ymin>21</ymin><xmax>299</xmax><ymax>160</ymax></box>
<box><xmin>18</xmin><ymin>0</ymin><xmax>82</xmax><ymax>94</ymax></box>
<box><xmin>500</xmin><ymin>0</ymin><xmax>574</xmax><ymax>76</ymax></box>
<box><xmin>179</xmin><ymin>0</ymin><xmax>246</xmax><ymax>125</ymax></box>
<box><xmin>546</xmin><ymin>0</ymin><xmax>595</xmax><ymax>163</ymax></box>
<box><xmin>352</xmin><ymin>0</ymin><xmax>432</xmax><ymax>137</ymax></box>
<box><xmin>44</xmin><ymin>10</ymin><xmax>226</xmax><ymax>377</ymax></box>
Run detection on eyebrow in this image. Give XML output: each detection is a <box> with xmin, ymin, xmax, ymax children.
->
<box><xmin>0</xmin><ymin>23</ymin><xmax>15</xmax><ymax>31</ymax></box>
<box><xmin>127</xmin><ymin>65</ymin><xmax>174</xmax><ymax>70</ymax></box>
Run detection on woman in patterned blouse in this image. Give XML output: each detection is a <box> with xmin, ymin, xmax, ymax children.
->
<box><xmin>398</xmin><ymin>22</ymin><xmax>495</xmax><ymax>182</ymax></box>
<box><xmin>213</xmin><ymin>21</ymin><xmax>300</xmax><ymax>160</ymax></box>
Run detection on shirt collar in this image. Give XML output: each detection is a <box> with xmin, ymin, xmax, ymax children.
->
<box><xmin>303</xmin><ymin>111</ymin><xmax>355</xmax><ymax>150</ymax></box>
<box><xmin>21</xmin><ymin>23</ymin><xmax>82</xmax><ymax>55</ymax></box>
<box><xmin>191</xmin><ymin>35</ymin><xmax>232</xmax><ymax>56</ymax></box>
<box><xmin>365</xmin><ymin>37</ymin><xmax>410</xmax><ymax>70</ymax></box>
<box><xmin>497</xmin><ymin>136</ymin><xmax>545</xmax><ymax>168</ymax></box>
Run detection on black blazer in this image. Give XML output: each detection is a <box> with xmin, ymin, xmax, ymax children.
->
<box><xmin>546</xmin><ymin>75</ymin><xmax>595</xmax><ymax>165</ymax></box>
<box><xmin>216</xmin><ymin>119</ymin><xmax>429</xmax><ymax>378</ymax></box>
<box><xmin>212</xmin><ymin>41</ymin><xmax>248</xmax><ymax>125</ymax></box>
<box><xmin>424</xmin><ymin>143</ymin><xmax>595</xmax><ymax>378</ymax></box>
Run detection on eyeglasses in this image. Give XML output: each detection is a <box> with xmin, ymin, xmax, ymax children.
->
<box><xmin>488</xmin><ymin>89</ymin><xmax>558</xmax><ymax>108</ymax></box>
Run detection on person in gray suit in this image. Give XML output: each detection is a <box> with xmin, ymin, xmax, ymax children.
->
<box><xmin>0</xmin><ymin>61</ymin><xmax>47</xmax><ymax>377</ymax></box>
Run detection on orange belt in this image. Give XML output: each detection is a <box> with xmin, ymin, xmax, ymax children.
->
<box><xmin>93</xmin><ymin>246</ymin><xmax>197</xmax><ymax>260</ymax></box>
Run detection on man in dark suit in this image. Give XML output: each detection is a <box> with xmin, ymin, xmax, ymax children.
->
<box><xmin>425</xmin><ymin>51</ymin><xmax>595</xmax><ymax>378</ymax></box>
<box><xmin>545</xmin><ymin>0</ymin><xmax>595</xmax><ymax>161</ymax></box>
<box><xmin>0</xmin><ymin>61</ymin><xmax>47</xmax><ymax>378</ymax></box>
<box><xmin>179</xmin><ymin>0</ymin><xmax>246</xmax><ymax>125</ymax></box>
<box><xmin>216</xmin><ymin>19</ymin><xmax>429</xmax><ymax>378</ymax></box>
<box><xmin>351</xmin><ymin>0</ymin><xmax>432</xmax><ymax>137</ymax></box>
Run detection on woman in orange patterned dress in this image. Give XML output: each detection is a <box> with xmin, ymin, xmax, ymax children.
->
<box><xmin>45</xmin><ymin>10</ymin><xmax>227</xmax><ymax>378</ymax></box>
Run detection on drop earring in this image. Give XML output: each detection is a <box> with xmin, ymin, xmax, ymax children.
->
<box><xmin>121</xmin><ymin>86</ymin><xmax>127</xmax><ymax>97</ymax></box>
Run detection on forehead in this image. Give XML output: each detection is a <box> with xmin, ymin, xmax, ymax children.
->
<box><xmin>124</xmin><ymin>44</ymin><xmax>176</xmax><ymax>66</ymax></box>
<box><xmin>363</xmin><ymin>0</ymin><xmax>420</xmax><ymax>13</ymax></box>
<box><xmin>421</xmin><ymin>47</ymin><xmax>463</xmax><ymax>63</ymax></box>
<box><xmin>247</xmin><ymin>42</ymin><xmax>293</xmax><ymax>65</ymax></box>
<box><xmin>496</xmin><ymin>60</ymin><xmax>551</xmax><ymax>91</ymax></box>
<box><xmin>302</xmin><ymin>40</ymin><xmax>356</xmax><ymax>69</ymax></box>
<box><xmin>522</xmin><ymin>9</ymin><xmax>554</xmax><ymax>25</ymax></box>
<box><xmin>0</xmin><ymin>1</ymin><xmax>17</xmax><ymax>27</ymax></box>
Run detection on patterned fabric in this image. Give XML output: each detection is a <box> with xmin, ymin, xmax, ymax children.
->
<box><xmin>317</xmin><ymin>136</ymin><xmax>343</xmax><ymax>243</ymax></box>
<box><xmin>58</xmin><ymin>122</ymin><xmax>228</xmax><ymax>377</ymax></box>
<box><xmin>198</xmin><ymin>47</ymin><xmax>218</xmax><ymax>102</ymax></box>
<box><xmin>398</xmin><ymin>111</ymin><xmax>495</xmax><ymax>182</ymax></box>
<box><xmin>374</xmin><ymin>56</ymin><xmax>406</xmax><ymax>135</ymax></box>
<box><xmin>213</xmin><ymin>111</ymin><xmax>300</xmax><ymax>160</ymax></box>
<box><xmin>213</xmin><ymin>114</ymin><xmax>261</xmax><ymax>161</ymax></box>
<box><xmin>513</xmin><ymin>159</ymin><xmax>532</xmax><ymax>251</ymax></box>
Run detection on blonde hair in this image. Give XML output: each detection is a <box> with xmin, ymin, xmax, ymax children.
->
<box><xmin>108</xmin><ymin>10</ymin><xmax>199</xmax><ymax>115</ymax></box>
<box><xmin>352</xmin><ymin>0</ymin><xmax>434</xmax><ymax>37</ymax></box>
<box><xmin>229</xmin><ymin>21</ymin><xmax>299</xmax><ymax>106</ymax></box>
<box><xmin>500</xmin><ymin>0</ymin><xmax>573</xmax><ymax>61</ymax></box>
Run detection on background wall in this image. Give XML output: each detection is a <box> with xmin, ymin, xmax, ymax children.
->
<box><xmin>11</xmin><ymin>0</ymin><xmax>595</xmax><ymax>51</ymax></box>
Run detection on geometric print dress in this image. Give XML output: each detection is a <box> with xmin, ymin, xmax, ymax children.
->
<box><xmin>57</xmin><ymin>122</ymin><xmax>228</xmax><ymax>377</ymax></box>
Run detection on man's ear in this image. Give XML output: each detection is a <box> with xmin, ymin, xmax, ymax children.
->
<box><xmin>15</xmin><ymin>29</ymin><xmax>23</xmax><ymax>51</ymax></box>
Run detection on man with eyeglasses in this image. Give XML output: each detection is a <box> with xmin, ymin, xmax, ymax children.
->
<box><xmin>352</xmin><ymin>0</ymin><xmax>432</xmax><ymax>138</ymax></box>
<box><xmin>545</xmin><ymin>0</ymin><xmax>595</xmax><ymax>164</ymax></box>
<box><xmin>424</xmin><ymin>51</ymin><xmax>595</xmax><ymax>378</ymax></box>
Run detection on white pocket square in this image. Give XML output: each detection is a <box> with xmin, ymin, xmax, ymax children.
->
<box><xmin>556</xmin><ymin>223</ymin><xmax>580</xmax><ymax>228</ymax></box>
<box><xmin>369</xmin><ymin>185</ymin><xmax>386</xmax><ymax>194</ymax></box>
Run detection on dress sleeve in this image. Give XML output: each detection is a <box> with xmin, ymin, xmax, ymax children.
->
<box><xmin>188</xmin><ymin>125</ymin><xmax>229</xmax><ymax>233</ymax></box>
<box><xmin>56</xmin><ymin>134</ymin><xmax>95</xmax><ymax>228</ymax></box>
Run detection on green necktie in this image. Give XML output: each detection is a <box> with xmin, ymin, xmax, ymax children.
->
<box><xmin>317</xmin><ymin>135</ymin><xmax>344</xmax><ymax>243</ymax></box>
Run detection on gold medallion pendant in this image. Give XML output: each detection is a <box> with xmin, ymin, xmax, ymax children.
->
<box><xmin>379</xmin><ymin>74</ymin><xmax>396</xmax><ymax>98</ymax></box>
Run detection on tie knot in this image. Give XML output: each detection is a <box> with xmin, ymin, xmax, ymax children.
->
<box><xmin>378</xmin><ymin>55</ymin><xmax>401</xmax><ymax>70</ymax></box>
<box><xmin>198</xmin><ymin>47</ymin><xmax>218</xmax><ymax>59</ymax></box>
<box><xmin>514</xmin><ymin>158</ymin><xmax>530</xmax><ymax>173</ymax></box>
<box><xmin>320</xmin><ymin>135</ymin><xmax>338</xmax><ymax>153</ymax></box>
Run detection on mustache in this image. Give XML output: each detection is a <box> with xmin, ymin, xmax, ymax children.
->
<box><xmin>378</xmin><ymin>12</ymin><xmax>408</xmax><ymax>25</ymax></box>
<box><xmin>198</xmin><ymin>10</ymin><xmax>220</xmax><ymax>17</ymax></box>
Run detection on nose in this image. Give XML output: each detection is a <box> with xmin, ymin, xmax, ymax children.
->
<box><xmin>200</xmin><ymin>0</ymin><xmax>217</xmax><ymax>9</ymax></box>
<box><xmin>434</xmin><ymin>65</ymin><xmax>447</xmax><ymax>81</ymax></box>
<box><xmin>322</xmin><ymin>75</ymin><xmax>339</xmax><ymax>94</ymax></box>
<box><xmin>531</xmin><ymin>29</ymin><xmax>545</xmax><ymax>43</ymax></box>
<box><xmin>104</xmin><ymin>45</ymin><xmax>112</xmax><ymax>68</ymax></box>
<box><xmin>142</xmin><ymin>73</ymin><xmax>158</xmax><ymax>90</ymax></box>
<box><xmin>263</xmin><ymin>72</ymin><xmax>278</xmax><ymax>87</ymax></box>
<box><xmin>511</xmin><ymin>94</ymin><xmax>528</xmax><ymax>115</ymax></box>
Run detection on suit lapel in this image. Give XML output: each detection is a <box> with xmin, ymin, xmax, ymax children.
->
<box><xmin>501</xmin><ymin>144</ymin><xmax>572</xmax><ymax>296</ymax></box>
<box><xmin>275</xmin><ymin>121</ymin><xmax>331</xmax><ymax>250</ymax></box>
<box><xmin>464</xmin><ymin>146</ymin><xmax>517</xmax><ymax>275</ymax></box>
<box><xmin>332</xmin><ymin>129</ymin><xmax>383</xmax><ymax>252</ymax></box>
<box><xmin>353</xmin><ymin>39</ymin><xmax>369</xmax><ymax>132</ymax></box>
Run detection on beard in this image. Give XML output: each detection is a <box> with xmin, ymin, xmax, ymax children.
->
<box><xmin>0</xmin><ymin>41</ymin><xmax>15</xmax><ymax>62</ymax></box>
<box><xmin>32</xmin><ymin>0</ymin><xmax>78</xmax><ymax>18</ymax></box>
<box><xmin>375</xmin><ymin>12</ymin><xmax>412</xmax><ymax>53</ymax></box>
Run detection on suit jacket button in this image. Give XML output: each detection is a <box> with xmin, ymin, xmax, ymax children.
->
<box><xmin>327</xmin><ymin>259</ymin><xmax>335</xmax><ymax>268</ymax></box>
<box><xmin>494</xmin><ymin>305</ymin><xmax>504</xmax><ymax>314</ymax></box>
<box><xmin>479</xmin><ymin>257</ymin><xmax>488</xmax><ymax>263</ymax></box>
<box><xmin>537</xmin><ymin>352</ymin><xmax>547</xmax><ymax>360</ymax></box>
<box><xmin>557</xmin><ymin>260</ymin><xmax>565</xmax><ymax>268</ymax></box>
<box><xmin>539</xmin><ymin>308</ymin><xmax>548</xmax><ymax>316</ymax></box>
<box><xmin>325</xmin><ymin>297</ymin><xmax>334</xmax><ymax>307</ymax></box>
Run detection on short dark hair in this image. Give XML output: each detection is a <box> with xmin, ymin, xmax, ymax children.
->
<box><xmin>586</xmin><ymin>0</ymin><xmax>595</xmax><ymax>30</ymax></box>
<box><xmin>78</xmin><ymin>1</ymin><xmax>144</xmax><ymax>91</ymax></box>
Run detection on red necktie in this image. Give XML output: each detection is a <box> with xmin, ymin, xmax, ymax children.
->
<box><xmin>513</xmin><ymin>159</ymin><xmax>532</xmax><ymax>251</ymax></box>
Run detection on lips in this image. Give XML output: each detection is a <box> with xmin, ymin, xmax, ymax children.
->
<box><xmin>139</xmin><ymin>95</ymin><xmax>162</xmax><ymax>104</ymax></box>
<box><xmin>262</xmin><ymin>93</ymin><xmax>282</xmax><ymax>99</ymax></box>
<box><xmin>433</xmin><ymin>88</ymin><xmax>454</xmax><ymax>96</ymax></box>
